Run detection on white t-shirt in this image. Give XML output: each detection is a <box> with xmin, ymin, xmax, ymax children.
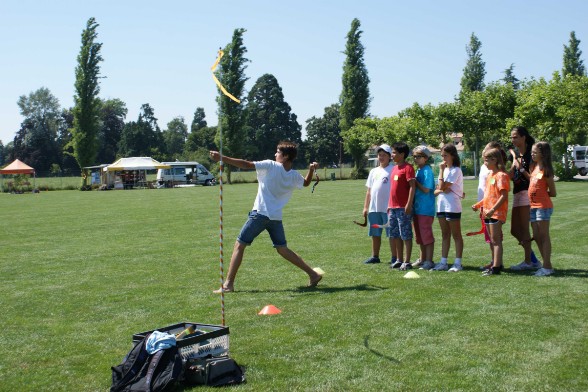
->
<box><xmin>365</xmin><ymin>164</ymin><xmax>393</xmax><ymax>213</ymax></box>
<box><xmin>252</xmin><ymin>160</ymin><xmax>304</xmax><ymax>220</ymax></box>
<box><xmin>477</xmin><ymin>164</ymin><xmax>490</xmax><ymax>202</ymax></box>
<box><xmin>437</xmin><ymin>166</ymin><xmax>464</xmax><ymax>213</ymax></box>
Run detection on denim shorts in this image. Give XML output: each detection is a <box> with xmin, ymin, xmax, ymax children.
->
<box><xmin>388</xmin><ymin>208</ymin><xmax>413</xmax><ymax>240</ymax></box>
<box><xmin>368</xmin><ymin>212</ymin><xmax>392</xmax><ymax>237</ymax></box>
<box><xmin>237</xmin><ymin>211</ymin><xmax>287</xmax><ymax>247</ymax></box>
<box><xmin>436</xmin><ymin>211</ymin><xmax>462</xmax><ymax>221</ymax></box>
<box><xmin>530</xmin><ymin>208</ymin><xmax>553</xmax><ymax>222</ymax></box>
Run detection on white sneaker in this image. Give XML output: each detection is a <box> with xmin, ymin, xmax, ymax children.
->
<box><xmin>432</xmin><ymin>263</ymin><xmax>448</xmax><ymax>271</ymax></box>
<box><xmin>411</xmin><ymin>258</ymin><xmax>423</xmax><ymax>268</ymax></box>
<box><xmin>534</xmin><ymin>268</ymin><xmax>554</xmax><ymax>276</ymax></box>
<box><xmin>448</xmin><ymin>264</ymin><xmax>463</xmax><ymax>272</ymax></box>
<box><xmin>510</xmin><ymin>261</ymin><xmax>538</xmax><ymax>271</ymax></box>
<box><xmin>419</xmin><ymin>261</ymin><xmax>435</xmax><ymax>270</ymax></box>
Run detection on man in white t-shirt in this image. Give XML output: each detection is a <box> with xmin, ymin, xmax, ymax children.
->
<box><xmin>210</xmin><ymin>141</ymin><xmax>322</xmax><ymax>293</ymax></box>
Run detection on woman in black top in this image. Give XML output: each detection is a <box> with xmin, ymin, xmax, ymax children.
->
<box><xmin>508</xmin><ymin>126</ymin><xmax>541</xmax><ymax>270</ymax></box>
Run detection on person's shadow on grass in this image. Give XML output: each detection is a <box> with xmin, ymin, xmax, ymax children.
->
<box><xmin>363</xmin><ymin>336</ymin><xmax>400</xmax><ymax>363</ymax></box>
<box><xmin>229</xmin><ymin>284</ymin><xmax>387</xmax><ymax>294</ymax></box>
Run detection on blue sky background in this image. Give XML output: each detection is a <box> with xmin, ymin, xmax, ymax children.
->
<box><xmin>1</xmin><ymin>0</ymin><xmax>587</xmax><ymax>145</ymax></box>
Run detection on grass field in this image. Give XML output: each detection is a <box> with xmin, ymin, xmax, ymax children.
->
<box><xmin>1</xmin><ymin>180</ymin><xmax>587</xmax><ymax>391</ymax></box>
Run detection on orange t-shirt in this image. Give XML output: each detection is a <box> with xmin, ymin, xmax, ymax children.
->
<box><xmin>528</xmin><ymin>167</ymin><xmax>553</xmax><ymax>209</ymax></box>
<box><xmin>475</xmin><ymin>171</ymin><xmax>510</xmax><ymax>222</ymax></box>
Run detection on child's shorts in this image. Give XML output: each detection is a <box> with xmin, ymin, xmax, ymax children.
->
<box><xmin>530</xmin><ymin>208</ymin><xmax>553</xmax><ymax>222</ymax></box>
<box><xmin>388</xmin><ymin>208</ymin><xmax>413</xmax><ymax>240</ymax></box>
<box><xmin>436</xmin><ymin>211</ymin><xmax>462</xmax><ymax>221</ymax></box>
<box><xmin>237</xmin><ymin>210</ymin><xmax>287</xmax><ymax>247</ymax></box>
<box><xmin>368</xmin><ymin>212</ymin><xmax>391</xmax><ymax>237</ymax></box>
<box><xmin>413</xmin><ymin>214</ymin><xmax>434</xmax><ymax>245</ymax></box>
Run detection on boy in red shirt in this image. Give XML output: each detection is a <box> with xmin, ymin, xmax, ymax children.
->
<box><xmin>388</xmin><ymin>142</ymin><xmax>416</xmax><ymax>270</ymax></box>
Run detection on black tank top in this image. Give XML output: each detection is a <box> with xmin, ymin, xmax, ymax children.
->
<box><xmin>512</xmin><ymin>148</ymin><xmax>531</xmax><ymax>194</ymax></box>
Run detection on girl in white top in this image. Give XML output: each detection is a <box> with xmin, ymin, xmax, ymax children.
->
<box><xmin>433</xmin><ymin>143</ymin><xmax>464</xmax><ymax>272</ymax></box>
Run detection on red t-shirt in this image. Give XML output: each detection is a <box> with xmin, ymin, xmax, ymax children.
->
<box><xmin>388</xmin><ymin>162</ymin><xmax>415</xmax><ymax>209</ymax></box>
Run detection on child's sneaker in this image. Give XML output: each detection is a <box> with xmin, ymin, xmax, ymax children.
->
<box><xmin>420</xmin><ymin>261</ymin><xmax>435</xmax><ymax>270</ymax></box>
<box><xmin>411</xmin><ymin>258</ymin><xmax>423</xmax><ymax>268</ymax></box>
<box><xmin>482</xmin><ymin>266</ymin><xmax>501</xmax><ymax>276</ymax></box>
<box><xmin>390</xmin><ymin>260</ymin><xmax>403</xmax><ymax>269</ymax></box>
<box><xmin>448</xmin><ymin>264</ymin><xmax>463</xmax><ymax>272</ymax></box>
<box><xmin>534</xmin><ymin>268</ymin><xmax>554</xmax><ymax>276</ymax></box>
<box><xmin>510</xmin><ymin>261</ymin><xmax>537</xmax><ymax>271</ymax></box>
<box><xmin>364</xmin><ymin>256</ymin><xmax>381</xmax><ymax>264</ymax></box>
<box><xmin>432</xmin><ymin>263</ymin><xmax>449</xmax><ymax>271</ymax></box>
<box><xmin>479</xmin><ymin>262</ymin><xmax>493</xmax><ymax>270</ymax></box>
<box><xmin>399</xmin><ymin>262</ymin><xmax>412</xmax><ymax>271</ymax></box>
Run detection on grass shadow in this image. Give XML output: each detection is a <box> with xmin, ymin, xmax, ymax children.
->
<box><xmin>227</xmin><ymin>284</ymin><xmax>387</xmax><ymax>295</ymax></box>
<box><xmin>363</xmin><ymin>335</ymin><xmax>400</xmax><ymax>364</ymax></box>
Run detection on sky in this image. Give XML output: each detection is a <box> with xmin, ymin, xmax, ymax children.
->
<box><xmin>1</xmin><ymin>0</ymin><xmax>587</xmax><ymax>145</ymax></box>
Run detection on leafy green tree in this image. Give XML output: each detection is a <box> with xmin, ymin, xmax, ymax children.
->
<box><xmin>512</xmin><ymin>73</ymin><xmax>588</xmax><ymax>178</ymax></box>
<box><xmin>460</xmin><ymin>33</ymin><xmax>486</xmax><ymax>95</ymax></box>
<box><xmin>459</xmin><ymin>82</ymin><xmax>516</xmax><ymax>164</ymax></box>
<box><xmin>562</xmin><ymin>31</ymin><xmax>586</xmax><ymax>77</ymax></box>
<box><xmin>215</xmin><ymin>28</ymin><xmax>249</xmax><ymax>183</ymax></box>
<box><xmin>186</xmin><ymin>126</ymin><xmax>217</xmax><ymax>152</ymax></box>
<box><xmin>503</xmin><ymin>63</ymin><xmax>520</xmax><ymax>90</ymax></box>
<box><xmin>305</xmin><ymin>104</ymin><xmax>342</xmax><ymax>167</ymax></box>
<box><xmin>244</xmin><ymin>73</ymin><xmax>301</xmax><ymax>161</ymax></box>
<box><xmin>96</xmin><ymin>98</ymin><xmax>127</xmax><ymax>164</ymax></box>
<box><xmin>191</xmin><ymin>107</ymin><xmax>207</xmax><ymax>133</ymax></box>
<box><xmin>162</xmin><ymin>116</ymin><xmax>188</xmax><ymax>160</ymax></box>
<box><xmin>68</xmin><ymin>17</ymin><xmax>103</xmax><ymax>187</ymax></box>
<box><xmin>118</xmin><ymin>104</ymin><xmax>163</xmax><ymax>158</ymax></box>
<box><xmin>14</xmin><ymin>87</ymin><xmax>62</xmax><ymax>171</ymax></box>
<box><xmin>0</xmin><ymin>140</ymin><xmax>4</xmax><ymax>166</ymax></box>
<box><xmin>340</xmin><ymin>18</ymin><xmax>371</xmax><ymax>173</ymax></box>
<box><xmin>340</xmin><ymin>18</ymin><xmax>371</xmax><ymax>133</ymax></box>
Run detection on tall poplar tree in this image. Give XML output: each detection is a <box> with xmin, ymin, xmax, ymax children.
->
<box><xmin>69</xmin><ymin>17</ymin><xmax>103</xmax><ymax>188</ymax></box>
<box><xmin>340</xmin><ymin>18</ymin><xmax>370</xmax><ymax>175</ymax></box>
<box><xmin>460</xmin><ymin>33</ymin><xmax>486</xmax><ymax>95</ymax></box>
<box><xmin>216</xmin><ymin>28</ymin><xmax>249</xmax><ymax>183</ymax></box>
<box><xmin>562</xmin><ymin>31</ymin><xmax>586</xmax><ymax>77</ymax></box>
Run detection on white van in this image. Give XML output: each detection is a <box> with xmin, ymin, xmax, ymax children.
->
<box><xmin>157</xmin><ymin>162</ymin><xmax>216</xmax><ymax>187</ymax></box>
<box><xmin>572</xmin><ymin>146</ymin><xmax>588</xmax><ymax>176</ymax></box>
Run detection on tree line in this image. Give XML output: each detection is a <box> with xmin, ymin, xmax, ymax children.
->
<box><xmin>1</xmin><ymin>19</ymin><xmax>586</xmax><ymax>184</ymax></box>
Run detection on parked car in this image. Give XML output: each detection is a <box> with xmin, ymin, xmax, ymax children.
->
<box><xmin>572</xmin><ymin>146</ymin><xmax>588</xmax><ymax>176</ymax></box>
<box><xmin>157</xmin><ymin>162</ymin><xmax>216</xmax><ymax>187</ymax></box>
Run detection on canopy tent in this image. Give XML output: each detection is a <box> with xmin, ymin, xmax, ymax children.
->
<box><xmin>103</xmin><ymin>157</ymin><xmax>170</xmax><ymax>189</ymax></box>
<box><xmin>104</xmin><ymin>157</ymin><xmax>170</xmax><ymax>172</ymax></box>
<box><xmin>0</xmin><ymin>159</ymin><xmax>36</xmax><ymax>192</ymax></box>
<box><xmin>0</xmin><ymin>159</ymin><xmax>35</xmax><ymax>174</ymax></box>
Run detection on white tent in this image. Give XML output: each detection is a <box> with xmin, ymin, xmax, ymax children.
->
<box><xmin>104</xmin><ymin>157</ymin><xmax>170</xmax><ymax>171</ymax></box>
<box><xmin>103</xmin><ymin>157</ymin><xmax>170</xmax><ymax>189</ymax></box>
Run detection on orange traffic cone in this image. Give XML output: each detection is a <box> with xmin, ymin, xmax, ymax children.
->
<box><xmin>258</xmin><ymin>304</ymin><xmax>282</xmax><ymax>315</ymax></box>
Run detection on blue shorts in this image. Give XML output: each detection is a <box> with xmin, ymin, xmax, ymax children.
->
<box><xmin>368</xmin><ymin>212</ymin><xmax>391</xmax><ymax>237</ymax></box>
<box><xmin>530</xmin><ymin>208</ymin><xmax>553</xmax><ymax>222</ymax></box>
<box><xmin>436</xmin><ymin>212</ymin><xmax>462</xmax><ymax>221</ymax></box>
<box><xmin>388</xmin><ymin>208</ymin><xmax>413</xmax><ymax>240</ymax></box>
<box><xmin>237</xmin><ymin>211</ymin><xmax>287</xmax><ymax>247</ymax></box>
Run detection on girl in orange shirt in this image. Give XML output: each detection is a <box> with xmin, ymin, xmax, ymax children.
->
<box><xmin>529</xmin><ymin>142</ymin><xmax>557</xmax><ymax>276</ymax></box>
<box><xmin>472</xmin><ymin>148</ymin><xmax>510</xmax><ymax>276</ymax></box>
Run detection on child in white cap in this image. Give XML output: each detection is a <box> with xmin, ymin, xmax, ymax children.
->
<box><xmin>362</xmin><ymin>144</ymin><xmax>397</xmax><ymax>265</ymax></box>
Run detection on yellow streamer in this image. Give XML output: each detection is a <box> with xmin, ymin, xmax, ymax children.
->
<box><xmin>211</xmin><ymin>50</ymin><xmax>241</xmax><ymax>104</ymax></box>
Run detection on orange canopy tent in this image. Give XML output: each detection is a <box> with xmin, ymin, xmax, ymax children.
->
<box><xmin>0</xmin><ymin>159</ymin><xmax>36</xmax><ymax>191</ymax></box>
<box><xmin>0</xmin><ymin>159</ymin><xmax>35</xmax><ymax>174</ymax></box>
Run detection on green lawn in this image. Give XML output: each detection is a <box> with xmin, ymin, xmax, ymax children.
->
<box><xmin>0</xmin><ymin>180</ymin><xmax>587</xmax><ymax>391</ymax></box>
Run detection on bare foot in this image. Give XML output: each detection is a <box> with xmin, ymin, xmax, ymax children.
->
<box><xmin>308</xmin><ymin>273</ymin><xmax>322</xmax><ymax>288</ymax></box>
<box><xmin>213</xmin><ymin>286</ymin><xmax>234</xmax><ymax>294</ymax></box>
